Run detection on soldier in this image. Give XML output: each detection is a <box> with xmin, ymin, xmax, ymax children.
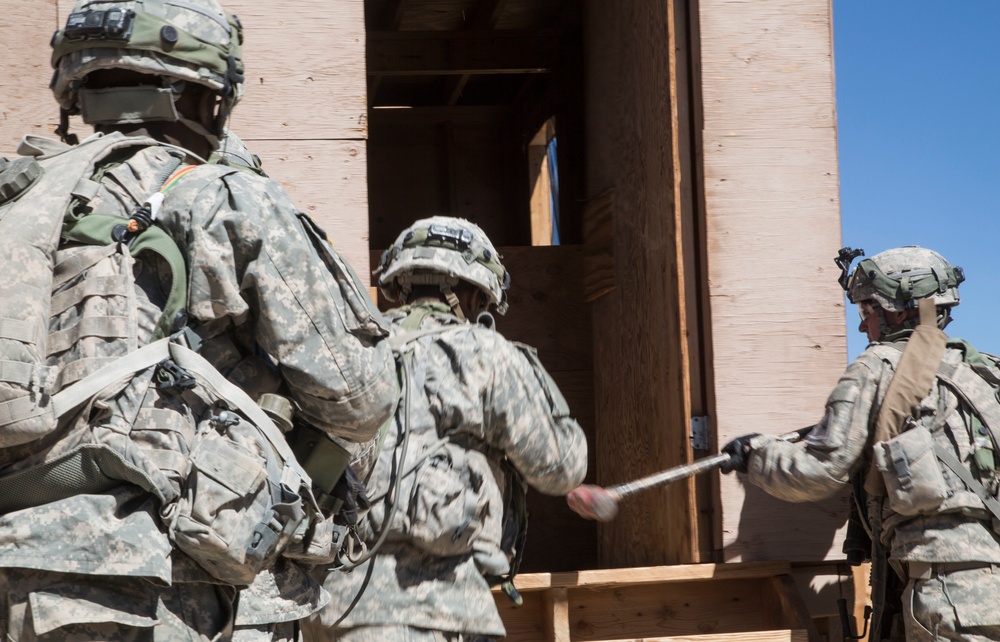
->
<box><xmin>0</xmin><ymin>0</ymin><xmax>398</xmax><ymax>639</ymax></box>
<box><xmin>722</xmin><ymin>246</ymin><xmax>1000</xmax><ymax>641</ymax></box>
<box><xmin>301</xmin><ymin>216</ymin><xmax>589</xmax><ymax>642</ymax></box>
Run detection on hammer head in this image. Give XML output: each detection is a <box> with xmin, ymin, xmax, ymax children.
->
<box><xmin>566</xmin><ymin>484</ymin><xmax>619</xmax><ymax>522</ymax></box>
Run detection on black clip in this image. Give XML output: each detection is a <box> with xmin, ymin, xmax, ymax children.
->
<box><xmin>154</xmin><ymin>359</ymin><xmax>196</xmax><ymax>394</ymax></box>
<box><xmin>838</xmin><ymin>597</ymin><xmax>871</xmax><ymax>640</ymax></box>
<box><xmin>835</xmin><ymin>247</ymin><xmax>865</xmax><ymax>292</ymax></box>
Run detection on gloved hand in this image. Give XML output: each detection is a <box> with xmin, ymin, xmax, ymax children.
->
<box><xmin>720</xmin><ymin>433</ymin><xmax>760</xmax><ymax>475</ymax></box>
<box><xmin>332</xmin><ymin>466</ymin><xmax>371</xmax><ymax>527</ymax></box>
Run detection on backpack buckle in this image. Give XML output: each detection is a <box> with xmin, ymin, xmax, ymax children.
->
<box><xmin>154</xmin><ymin>359</ymin><xmax>196</xmax><ymax>394</ymax></box>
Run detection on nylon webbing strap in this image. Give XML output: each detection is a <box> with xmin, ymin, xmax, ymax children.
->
<box><xmin>61</xmin><ymin>214</ymin><xmax>188</xmax><ymax>340</ymax></box>
<box><xmin>50</xmin><ymin>275</ymin><xmax>130</xmax><ymax>316</ymax></box>
<box><xmin>866</xmin><ymin>299</ymin><xmax>948</xmax><ymax>496</ymax></box>
<box><xmin>165</xmin><ymin>342</ymin><xmax>310</xmax><ymax>483</ymax></box>
<box><xmin>0</xmin><ymin>318</ymin><xmax>37</xmax><ymax>344</ymax></box>
<box><xmin>934</xmin><ymin>444</ymin><xmax>1000</xmax><ymax>522</ymax></box>
<box><xmin>0</xmin><ymin>443</ymin><xmax>165</xmax><ymax>514</ymax></box>
<box><xmin>51</xmin><ymin>337</ymin><xmax>171</xmax><ymax>419</ymax></box>
<box><xmin>387</xmin><ymin>325</ymin><xmax>466</xmax><ymax>352</ymax></box>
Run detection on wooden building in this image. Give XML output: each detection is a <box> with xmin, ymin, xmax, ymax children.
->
<box><xmin>2</xmin><ymin>0</ymin><xmax>855</xmax><ymax>639</ymax></box>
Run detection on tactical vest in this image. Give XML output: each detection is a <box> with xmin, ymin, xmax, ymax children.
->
<box><xmin>0</xmin><ymin>132</ymin><xmax>322</xmax><ymax>585</ymax></box>
<box><xmin>867</xmin><ymin>304</ymin><xmax>1000</xmax><ymax>537</ymax></box>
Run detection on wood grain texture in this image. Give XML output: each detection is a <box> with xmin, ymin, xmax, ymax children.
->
<box><xmin>494</xmin><ymin>564</ymin><xmax>813</xmax><ymax>641</ymax></box>
<box><xmin>544</xmin><ymin>587</ymin><xmax>572</xmax><ymax>642</ymax></box>
<box><xmin>500</xmin><ymin>561</ymin><xmax>793</xmax><ymax>592</ymax></box>
<box><xmin>568</xmin><ymin>578</ymin><xmax>794</xmax><ymax>639</ymax></box>
<box><xmin>367</xmin><ymin>107</ymin><xmax>531</xmax><ymax>249</ymax></box>
<box><xmin>583</xmin><ymin>1</ymin><xmax>695</xmax><ymax>568</ymax></box>
<box><xmin>224</xmin><ymin>0</ymin><xmax>367</xmax><ymax>140</ymax></box>
<box><xmin>0</xmin><ymin>1</ymin><xmax>60</xmax><ymax>156</ymax></box>
<box><xmin>600</xmin><ymin>633</ymin><xmax>807</xmax><ymax>642</ymax></box>
<box><xmin>0</xmin><ymin>2</ymin><xmax>372</xmax><ymax>271</ymax></box>
<box><xmin>698</xmin><ymin>0</ymin><xmax>849</xmax><ymax>562</ymax></box>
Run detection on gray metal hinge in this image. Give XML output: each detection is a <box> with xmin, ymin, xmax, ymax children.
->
<box><xmin>690</xmin><ymin>416</ymin><xmax>711</xmax><ymax>450</ymax></box>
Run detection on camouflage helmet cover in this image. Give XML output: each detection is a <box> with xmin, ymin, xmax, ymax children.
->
<box><xmin>847</xmin><ymin>245</ymin><xmax>964</xmax><ymax>312</ymax></box>
<box><xmin>377</xmin><ymin>216</ymin><xmax>511</xmax><ymax>315</ymax></box>
<box><xmin>50</xmin><ymin>0</ymin><xmax>244</xmax><ymax>127</ymax></box>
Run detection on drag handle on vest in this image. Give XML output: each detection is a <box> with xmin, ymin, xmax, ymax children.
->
<box><xmin>566</xmin><ymin>425</ymin><xmax>814</xmax><ymax>522</ymax></box>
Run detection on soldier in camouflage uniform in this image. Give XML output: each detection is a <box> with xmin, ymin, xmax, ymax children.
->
<box><xmin>0</xmin><ymin>1</ymin><xmax>398</xmax><ymax>639</ymax></box>
<box><xmin>301</xmin><ymin>217</ymin><xmax>589</xmax><ymax>642</ymax></box>
<box><xmin>722</xmin><ymin>246</ymin><xmax>1000</xmax><ymax>641</ymax></box>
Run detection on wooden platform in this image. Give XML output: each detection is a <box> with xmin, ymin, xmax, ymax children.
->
<box><xmin>493</xmin><ymin>562</ymin><xmax>818</xmax><ymax>642</ymax></box>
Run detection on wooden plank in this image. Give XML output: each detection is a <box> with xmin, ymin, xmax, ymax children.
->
<box><xmin>582</xmin><ymin>0</ymin><xmax>694</xmax><ymax>568</ymax></box>
<box><xmin>495</xmin><ymin>588</ymin><xmax>546</xmax><ymax>642</ymax></box>
<box><xmin>698</xmin><ymin>0</ymin><xmax>849</xmax><ymax>562</ymax></box>
<box><xmin>496</xmin><ymin>245</ymin><xmax>591</xmax><ymax>371</ymax></box>
<box><xmin>567</xmin><ymin>578</ymin><xmax>791</xmax><ymax>639</ymax></box>
<box><xmin>769</xmin><ymin>575</ymin><xmax>821</xmax><ymax>641</ymax></box>
<box><xmin>367</xmin><ymin>30</ymin><xmax>558</xmax><ymax>76</ymax></box>
<box><xmin>582</xmin><ymin>190</ymin><xmax>615</xmax><ymax>302</ymax></box>
<box><xmin>528</xmin><ymin>143</ymin><xmax>553</xmax><ymax>245</ymax></box>
<box><xmin>544</xmin><ymin>587</ymin><xmax>572</xmax><ymax>642</ymax></box>
<box><xmin>500</xmin><ymin>562</ymin><xmax>793</xmax><ymax>592</ymax></box>
<box><xmin>224</xmin><ymin>0</ymin><xmax>367</xmax><ymax>140</ymax></box>
<box><xmin>0</xmin><ymin>1</ymin><xmax>59</xmax><ymax>157</ymax></box>
<box><xmin>602</xmin><ymin>633</ymin><xmax>807</xmax><ymax>642</ymax></box>
<box><xmin>367</xmin><ymin>109</ymin><xmax>530</xmax><ymax>249</ymax></box>
<box><xmin>250</xmin><ymin>139</ymin><xmax>372</xmax><ymax>283</ymax></box>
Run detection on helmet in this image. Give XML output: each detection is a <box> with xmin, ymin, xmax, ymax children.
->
<box><xmin>846</xmin><ymin>246</ymin><xmax>964</xmax><ymax>312</ymax></box>
<box><xmin>376</xmin><ymin>216</ymin><xmax>511</xmax><ymax>315</ymax></box>
<box><xmin>50</xmin><ymin>0</ymin><xmax>244</xmax><ymax>137</ymax></box>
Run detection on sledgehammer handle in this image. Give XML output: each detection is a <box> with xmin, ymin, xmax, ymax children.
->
<box><xmin>605</xmin><ymin>425</ymin><xmax>814</xmax><ymax>500</ymax></box>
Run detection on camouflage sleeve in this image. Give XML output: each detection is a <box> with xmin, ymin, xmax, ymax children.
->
<box><xmin>479</xmin><ymin>336</ymin><xmax>588</xmax><ymax>496</ymax></box>
<box><xmin>160</xmin><ymin>168</ymin><xmax>398</xmax><ymax>441</ymax></box>
<box><xmin>746</xmin><ymin>350</ymin><xmax>887</xmax><ymax>502</ymax></box>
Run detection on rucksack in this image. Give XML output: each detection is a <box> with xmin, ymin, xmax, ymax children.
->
<box><xmin>0</xmin><ymin>132</ymin><xmax>324</xmax><ymax>585</ymax></box>
<box><xmin>866</xmin><ymin>300</ymin><xmax>1000</xmax><ymax>525</ymax></box>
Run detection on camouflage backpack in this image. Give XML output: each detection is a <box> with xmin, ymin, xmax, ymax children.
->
<box><xmin>0</xmin><ymin>132</ymin><xmax>325</xmax><ymax>585</ymax></box>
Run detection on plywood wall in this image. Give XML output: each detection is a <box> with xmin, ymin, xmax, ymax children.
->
<box><xmin>698</xmin><ymin>0</ymin><xmax>849</xmax><ymax>561</ymax></box>
<box><xmin>583</xmin><ymin>1</ymin><xmax>696</xmax><ymax>567</ymax></box>
<box><xmin>0</xmin><ymin>0</ymin><xmax>372</xmax><ymax>279</ymax></box>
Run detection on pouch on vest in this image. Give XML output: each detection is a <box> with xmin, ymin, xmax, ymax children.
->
<box><xmin>170</xmin><ymin>406</ymin><xmax>304</xmax><ymax>585</ymax></box>
<box><xmin>149</xmin><ymin>342</ymin><xmax>315</xmax><ymax>586</ymax></box>
<box><xmin>873</xmin><ymin>422</ymin><xmax>951</xmax><ymax>516</ymax></box>
<box><xmin>0</xmin><ymin>134</ymin><xmax>162</xmax><ymax>448</ymax></box>
<box><xmin>364</xmin><ymin>433</ymin><xmax>500</xmax><ymax>559</ymax></box>
<box><xmin>403</xmin><ymin>442</ymin><xmax>498</xmax><ymax>558</ymax></box>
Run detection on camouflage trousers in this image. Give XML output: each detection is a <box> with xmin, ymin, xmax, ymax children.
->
<box><xmin>232</xmin><ymin>621</ymin><xmax>298</xmax><ymax>642</ymax></box>
<box><xmin>904</xmin><ymin>562</ymin><xmax>1000</xmax><ymax>641</ymax></box>
<box><xmin>0</xmin><ymin>568</ymin><xmax>235</xmax><ymax>641</ymax></box>
<box><xmin>299</xmin><ymin>623</ymin><xmax>494</xmax><ymax>642</ymax></box>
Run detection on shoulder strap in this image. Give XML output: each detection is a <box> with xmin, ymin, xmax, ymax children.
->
<box><xmin>865</xmin><ymin>299</ymin><xmax>948</xmax><ymax>496</ymax></box>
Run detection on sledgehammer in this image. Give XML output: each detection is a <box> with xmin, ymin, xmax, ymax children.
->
<box><xmin>566</xmin><ymin>426</ymin><xmax>814</xmax><ymax>522</ymax></box>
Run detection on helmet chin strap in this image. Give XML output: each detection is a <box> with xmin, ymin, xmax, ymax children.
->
<box><xmin>880</xmin><ymin>304</ymin><xmax>952</xmax><ymax>341</ymax></box>
<box><xmin>441</xmin><ymin>286</ymin><xmax>466</xmax><ymax>321</ymax></box>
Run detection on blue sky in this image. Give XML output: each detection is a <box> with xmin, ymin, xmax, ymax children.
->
<box><xmin>833</xmin><ymin>2</ymin><xmax>1000</xmax><ymax>360</ymax></box>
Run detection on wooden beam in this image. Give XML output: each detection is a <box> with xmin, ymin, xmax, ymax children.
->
<box><xmin>367</xmin><ymin>30</ymin><xmax>558</xmax><ymax>76</ymax></box>
<box><xmin>465</xmin><ymin>0</ymin><xmax>508</xmax><ymax>29</ymax></box>
<box><xmin>602</xmin><ymin>633</ymin><xmax>807</xmax><ymax>642</ymax></box>
<box><xmin>444</xmin><ymin>74</ymin><xmax>470</xmax><ymax>105</ymax></box>
<box><xmin>542</xmin><ymin>588</ymin><xmax>571</xmax><ymax>642</ymax></box>
<box><xmin>376</xmin><ymin>0</ymin><xmax>407</xmax><ymax>30</ymax></box>
<box><xmin>500</xmin><ymin>561</ymin><xmax>794</xmax><ymax>592</ymax></box>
